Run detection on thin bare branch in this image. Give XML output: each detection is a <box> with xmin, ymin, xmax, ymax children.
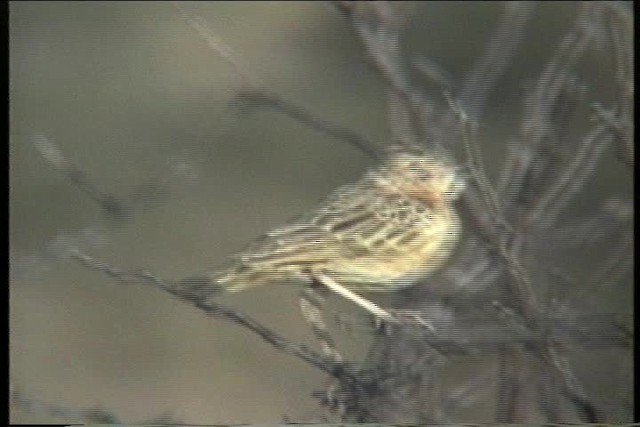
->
<box><xmin>174</xmin><ymin>2</ymin><xmax>380</xmax><ymax>159</ymax></box>
<box><xmin>458</xmin><ymin>1</ymin><xmax>534</xmax><ymax>120</ymax></box>
<box><xmin>69</xmin><ymin>249</ymin><xmax>357</xmax><ymax>382</ymax></box>
<box><xmin>525</xmin><ymin>124</ymin><xmax>613</xmax><ymax>227</ymax></box>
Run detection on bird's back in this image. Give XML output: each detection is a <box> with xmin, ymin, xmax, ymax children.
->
<box><xmin>207</xmin><ymin>165</ymin><xmax>460</xmax><ymax>293</ymax></box>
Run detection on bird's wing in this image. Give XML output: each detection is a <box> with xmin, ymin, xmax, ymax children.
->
<box><xmin>208</xmin><ymin>176</ymin><xmax>443</xmax><ymax>292</ymax></box>
<box><xmin>229</xmin><ymin>182</ymin><xmax>372</xmax><ymax>267</ymax></box>
<box><xmin>207</xmin><ymin>181</ymin><xmax>391</xmax><ymax>284</ymax></box>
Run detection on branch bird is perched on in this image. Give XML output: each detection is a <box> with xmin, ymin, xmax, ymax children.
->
<box><xmin>191</xmin><ymin>145</ymin><xmax>464</xmax><ymax>321</ymax></box>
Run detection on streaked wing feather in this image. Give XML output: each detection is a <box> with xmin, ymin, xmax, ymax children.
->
<box><xmin>211</xmin><ymin>173</ymin><xmax>446</xmax><ymax>291</ymax></box>
<box><xmin>234</xmin><ymin>183</ymin><xmax>373</xmax><ymax>264</ymax></box>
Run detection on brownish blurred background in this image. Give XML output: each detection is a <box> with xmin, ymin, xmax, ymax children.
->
<box><xmin>10</xmin><ymin>2</ymin><xmax>631</xmax><ymax>424</ymax></box>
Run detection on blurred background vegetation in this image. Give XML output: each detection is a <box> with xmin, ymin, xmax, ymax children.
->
<box><xmin>10</xmin><ymin>1</ymin><xmax>631</xmax><ymax>423</ymax></box>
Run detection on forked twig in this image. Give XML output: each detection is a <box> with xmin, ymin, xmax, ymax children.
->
<box><xmin>173</xmin><ymin>2</ymin><xmax>380</xmax><ymax>159</ymax></box>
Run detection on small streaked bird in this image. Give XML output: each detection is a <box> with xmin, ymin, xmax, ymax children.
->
<box><xmin>193</xmin><ymin>145</ymin><xmax>464</xmax><ymax>321</ymax></box>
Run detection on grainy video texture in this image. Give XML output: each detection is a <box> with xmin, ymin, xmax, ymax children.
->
<box><xmin>10</xmin><ymin>1</ymin><xmax>632</xmax><ymax>424</ymax></box>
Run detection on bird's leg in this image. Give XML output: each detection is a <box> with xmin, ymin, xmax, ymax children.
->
<box><xmin>312</xmin><ymin>272</ymin><xmax>397</xmax><ymax>323</ymax></box>
<box><xmin>299</xmin><ymin>283</ymin><xmax>352</xmax><ymax>416</ymax></box>
<box><xmin>299</xmin><ymin>284</ymin><xmax>343</xmax><ymax>363</ymax></box>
